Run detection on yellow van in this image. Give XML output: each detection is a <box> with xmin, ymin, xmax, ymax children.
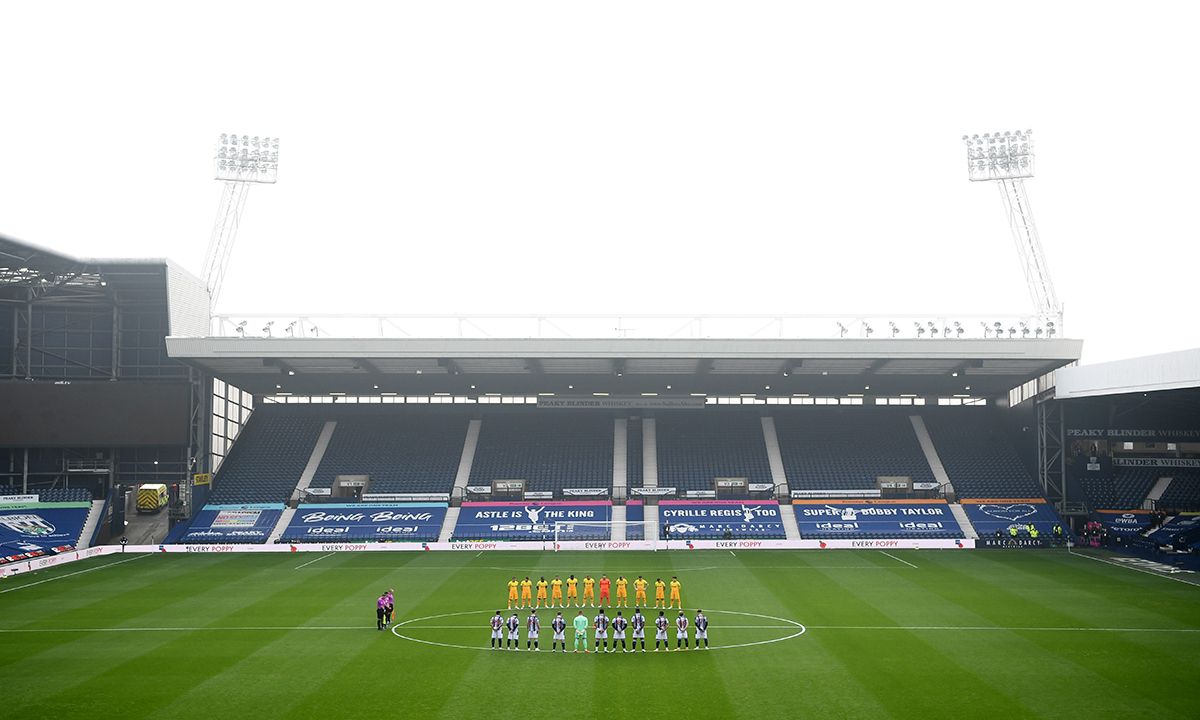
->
<box><xmin>136</xmin><ymin>484</ymin><xmax>168</xmax><ymax>513</ymax></box>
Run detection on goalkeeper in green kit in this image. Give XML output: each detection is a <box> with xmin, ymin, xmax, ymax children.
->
<box><xmin>573</xmin><ymin>610</ymin><xmax>590</xmax><ymax>653</ymax></box>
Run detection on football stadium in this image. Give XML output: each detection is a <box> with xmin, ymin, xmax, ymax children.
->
<box><xmin>2</xmin><ymin>225</ymin><xmax>1199</xmax><ymax>719</ymax></box>
<box><xmin>3</xmin><ymin>7</ymin><xmax>1200</xmax><ymax>716</ymax></box>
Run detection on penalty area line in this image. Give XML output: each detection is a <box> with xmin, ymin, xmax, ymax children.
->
<box><xmin>0</xmin><ymin>554</ymin><xmax>150</xmax><ymax>594</ymax></box>
<box><xmin>879</xmin><ymin>551</ymin><xmax>918</xmax><ymax>569</ymax></box>
<box><xmin>1066</xmin><ymin>548</ymin><xmax>1200</xmax><ymax>588</ymax></box>
<box><xmin>294</xmin><ymin>553</ymin><xmax>336</xmax><ymax>570</ymax></box>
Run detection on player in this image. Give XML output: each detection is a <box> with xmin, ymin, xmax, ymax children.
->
<box><xmin>582</xmin><ymin>575</ymin><xmax>596</xmax><ymax>607</ymax></box>
<box><xmin>507</xmin><ymin>577</ymin><xmax>520</xmax><ymax>609</ymax></box>
<box><xmin>593</xmin><ymin>608</ymin><xmax>610</xmax><ymax>653</ymax></box>
<box><xmin>384</xmin><ymin>588</ymin><xmax>394</xmax><ymax>627</ymax></box>
<box><xmin>694</xmin><ymin>609</ymin><xmax>709</xmax><ymax>649</ymax></box>
<box><xmin>520</xmin><ymin>576</ymin><xmax>534</xmax><ymax>608</ymax></box>
<box><xmin>598</xmin><ymin>574</ymin><xmax>611</xmax><ymax>607</ymax></box>
<box><xmin>654</xmin><ymin>610</ymin><xmax>669</xmax><ymax>651</ymax></box>
<box><xmin>536</xmin><ymin>576</ymin><xmax>549</xmax><ymax>608</ymax></box>
<box><xmin>506</xmin><ymin>612</ymin><xmax>521</xmax><ymax>650</ymax></box>
<box><xmin>566</xmin><ymin>574</ymin><xmax>579</xmax><ymax>607</ymax></box>
<box><xmin>376</xmin><ymin>593</ymin><xmax>387</xmax><ymax>631</ymax></box>
<box><xmin>527</xmin><ymin>610</ymin><xmax>540</xmax><ymax>651</ymax></box>
<box><xmin>551</xmin><ymin>612</ymin><xmax>567</xmax><ymax>651</ymax></box>
<box><xmin>634</xmin><ymin>575</ymin><xmax>648</xmax><ymax>606</ymax></box>
<box><xmin>615</xmin><ymin>575</ymin><xmax>628</xmax><ymax>607</ymax></box>
<box><xmin>573</xmin><ymin>610</ymin><xmax>589</xmax><ymax>653</ymax></box>
<box><xmin>490</xmin><ymin>611</ymin><xmax>504</xmax><ymax>649</ymax></box>
<box><xmin>676</xmin><ymin>611</ymin><xmax>690</xmax><ymax>650</ymax></box>
<box><xmin>654</xmin><ymin>577</ymin><xmax>666</xmax><ymax>608</ymax></box>
<box><xmin>631</xmin><ymin>608</ymin><xmax>647</xmax><ymax>652</ymax></box>
<box><xmin>612</xmin><ymin>611</ymin><xmax>628</xmax><ymax>652</ymax></box>
<box><xmin>550</xmin><ymin>575</ymin><xmax>564</xmax><ymax>607</ymax></box>
<box><xmin>669</xmin><ymin>576</ymin><xmax>682</xmax><ymax>609</ymax></box>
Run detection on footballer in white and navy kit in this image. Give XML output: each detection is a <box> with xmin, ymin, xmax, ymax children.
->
<box><xmin>526</xmin><ymin>611</ymin><xmax>540</xmax><ymax>651</ymax></box>
<box><xmin>694</xmin><ymin>610</ymin><xmax>709</xmax><ymax>648</ymax></box>
<box><xmin>490</xmin><ymin>611</ymin><xmax>504</xmax><ymax>649</ymax></box>
<box><xmin>551</xmin><ymin>612</ymin><xmax>567</xmax><ymax>652</ymax></box>
<box><xmin>676</xmin><ymin>611</ymin><xmax>690</xmax><ymax>650</ymax></box>
<box><xmin>506</xmin><ymin>612</ymin><xmax>521</xmax><ymax>649</ymax></box>
<box><xmin>593</xmin><ymin>609</ymin><xmax>610</xmax><ymax>653</ymax></box>
<box><xmin>654</xmin><ymin>611</ymin><xmax>669</xmax><ymax>651</ymax></box>
<box><xmin>631</xmin><ymin>609</ymin><xmax>647</xmax><ymax>652</ymax></box>
<box><xmin>612</xmin><ymin>612</ymin><xmax>629</xmax><ymax>652</ymax></box>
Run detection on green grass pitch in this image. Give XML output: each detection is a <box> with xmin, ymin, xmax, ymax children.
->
<box><xmin>2</xmin><ymin>549</ymin><xmax>1198</xmax><ymax>719</ymax></box>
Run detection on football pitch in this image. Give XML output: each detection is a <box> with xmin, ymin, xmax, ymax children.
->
<box><xmin>2</xmin><ymin>549</ymin><xmax>1198</xmax><ymax>720</ymax></box>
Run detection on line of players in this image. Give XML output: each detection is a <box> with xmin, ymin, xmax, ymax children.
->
<box><xmin>490</xmin><ymin>607</ymin><xmax>710</xmax><ymax>652</ymax></box>
<box><xmin>506</xmin><ymin>574</ymin><xmax>683</xmax><ymax>609</ymax></box>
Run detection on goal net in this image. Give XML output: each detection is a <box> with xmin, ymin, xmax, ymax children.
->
<box><xmin>552</xmin><ymin>520</ymin><xmax>656</xmax><ymax>550</ymax></box>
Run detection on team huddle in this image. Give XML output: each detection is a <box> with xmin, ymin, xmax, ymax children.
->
<box><xmin>506</xmin><ymin>574</ymin><xmax>684</xmax><ymax>609</ymax></box>
<box><xmin>490</xmin><ymin>608</ymin><xmax>711</xmax><ymax>652</ymax></box>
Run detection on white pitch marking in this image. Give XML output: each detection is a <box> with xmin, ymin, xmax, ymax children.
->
<box><xmin>390</xmin><ymin>608</ymin><xmax>807</xmax><ymax>651</ymax></box>
<box><xmin>401</xmin><ymin>625</ymin><xmax>798</xmax><ymax>630</ymax></box>
<box><xmin>729</xmin><ymin>550</ymin><xmax>736</xmax><ymax>557</ymax></box>
<box><xmin>0</xmin><ymin>626</ymin><xmax>369</xmax><ymax>633</ymax></box>
<box><xmin>807</xmin><ymin>625</ymin><xmax>1200</xmax><ymax>633</ymax></box>
<box><xmin>0</xmin><ymin>554</ymin><xmax>149</xmax><ymax>594</ymax></box>
<box><xmin>879</xmin><ymin>551</ymin><xmax>918</xmax><ymax>569</ymax></box>
<box><xmin>294</xmin><ymin>552</ymin><xmax>336</xmax><ymax>570</ymax></box>
<box><xmin>1067</xmin><ymin>548</ymin><xmax>1200</xmax><ymax>588</ymax></box>
<box><xmin>475</xmin><ymin>551</ymin><xmax>483</xmax><ymax>558</ymax></box>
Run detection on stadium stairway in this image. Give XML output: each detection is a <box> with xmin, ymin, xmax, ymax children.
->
<box><xmin>909</xmin><ymin>415</ymin><xmax>953</xmax><ymax>495</ymax></box>
<box><xmin>948</xmin><ymin>503</ymin><xmax>979</xmax><ymax>539</ymax></box>
<box><xmin>268</xmin><ymin>507</ymin><xmax>297</xmax><ymax>544</ymax></box>
<box><xmin>451</xmin><ymin>419</ymin><xmax>482</xmax><ymax>499</ymax></box>
<box><xmin>613</xmin><ymin>418</ymin><xmax>628</xmax><ymax>496</ymax></box>
<box><xmin>77</xmin><ymin>500</ymin><xmax>106</xmax><ymax>550</ymax></box>
<box><xmin>437</xmin><ymin>506</ymin><xmax>460</xmax><ymax>542</ymax></box>
<box><xmin>292</xmin><ymin>421</ymin><xmax>337</xmax><ymax>500</ymax></box>
<box><xmin>642</xmin><ymin>418</ymin><xmax>658</xmax><ymax>489</ymax></box>
<box><xmin>1147</xmin><ymin>476</ymin><xmax>1173</xmax><ymax>508</ymax></box>
<box><xmin>781</xmin><ymin>503</ymin><xmax>802</xmax><ymax>540</ymax></box>
<box><xmin>760</xmin><ymin>417</ymin><xmax>790</xmax><ymax>494</ymax></box>
<box><xmin>611</xmin><ymin>504</ymin><xmax>627</xmax><ymax>541</ymax></box>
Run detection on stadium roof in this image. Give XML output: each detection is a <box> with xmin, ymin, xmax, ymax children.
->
<box><xmin>1055</xmin><ymin>347</ymin><xmax>1200</xmax><ymax>400</ymax></box>
<box><xmin>166</xmin><ymin>336</ymin><xmax>1083</xmax><ymax>398</ymax></box>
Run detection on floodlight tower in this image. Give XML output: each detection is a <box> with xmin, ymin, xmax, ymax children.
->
<box><xmin>963</xmin><ymin>130</ymin><xmax>1062</xmax><ymax>332</ymax></box>
<box><xmin>201</xmin><ymin>134</ymin><xmax>280</xmax><ymax>308</ymax></box>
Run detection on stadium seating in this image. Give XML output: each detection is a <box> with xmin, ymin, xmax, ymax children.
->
<box><xmin>654</xmin><ymin>412</ymin><xmax>772</xmax><ymax>492</ymax></box>
<box><xmin>468</xmin><ymin>412</ymin><xmax>613</xmax><ymax>493</ymax></box>
<box><xmin>1157</xmin><ymin>471</ymin><xmax>1200</xmax><ymax>511</ymax></box>
<box><xmin>0</xmin><ymin>486</ymin><xmax>92</xmax><ymax>502</ymax></box>
<box><xmin>208</xmin><ymin>407</ymin><xmax>326</xmax><ymax>504</ymax></box>
<box><xmin>1079</xmin><ymin>467</ymin><xmax>1158</xmax><ymax>510</ymax></box>
<box><xmin>774</xmin><ymin>411</ymin><xmax>933</xmax><ymax>491</ymax></box>
<box><xmin>922</xmin><ymin>412</ymin><xmax>1042</xmax><ymax>498</ymax></box>
<box><xmin>310</xmin><ymin>413</ymin><xmax>467</xmax><ymax>495</ymax></box>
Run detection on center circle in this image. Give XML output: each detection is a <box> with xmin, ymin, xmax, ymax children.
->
<box><xmin>391</xmin><ymin>608</ymin><xmax>805</xmax><ymax>652</ymax></box>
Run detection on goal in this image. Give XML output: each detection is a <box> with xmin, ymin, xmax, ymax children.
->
<box><xmin>552</xmin><ymin>520</ymin><xmax>656</xmax><ymax>550</ymax></box>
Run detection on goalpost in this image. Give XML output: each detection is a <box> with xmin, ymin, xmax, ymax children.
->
<box><xmin>552</xmin><ymin>520</ymin><xmax>659</xmax><ymax>551</ymax></box>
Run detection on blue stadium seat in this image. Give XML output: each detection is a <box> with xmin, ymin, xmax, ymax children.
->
<box><xmin>922</xmin><ymin>412</ymin><xmax>1042</xmax><ymax>498</ymax></box>
<box><xmin>775</xmin><ymin>411</ymin><xmax>933</xmax><ymax>491</ymax></box>
<box><xmin>654</xmin><ymin>412</ymin><xmax>772</xmax><ymax>492</ymax></box>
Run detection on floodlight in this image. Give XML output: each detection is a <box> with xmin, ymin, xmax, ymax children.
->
<box><xmin>915</xmin><ymin>322</ymin><xmax>926</xmax><ymax>337</ymax></box>
<box><xmin>837</xmin><ymin>322</ymin><xmax>848</xmax><ymax>338</ymax></box>
<box><xmin>263</xmin><ymin>320</ymin><xmax>274</xmax><ymax>337</ymax></box>
<box><xmin>235</xmin><ymin>320</ymin><xmax>247</xmax><ymax>337</ymax></box>
<box><xmin>285</xmin><ymin>321</ymin><xmax>297</xmax><ymax>337</ymax></box>
<box><xmin>215</xmin><ymin>134</ymin><xmax>280</xmax><ymax>183</ymax></box>
<box><xmin>889</xmin><ymin>321</ymin><xmax>900</xmax><ymax>337</ymax></box>
<box><xmin>964</xmin><ymin>130</ymin><xmax>1033</xmax><ymax>182</ymax></box>
<box><xmin>864</xmin><ymin>324</ymin><xmax>874</xmax><ymax>336</ymax></box>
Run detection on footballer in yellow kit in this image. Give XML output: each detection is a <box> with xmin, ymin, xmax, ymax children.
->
<box><xmin>550</xmin><ymin>576</ymin><xmax>564</xmax><ymax>607</ymax></box>
<box><xmin>566</xmin><ymin>575</ymin><xmax>579</xmax><ymax>606</ymax></box>
<box><xmin>615</xmin><ymin>576</ymin><xmax>629</xmax><ymax>607</ymax></box>
<box><xmin>582</xmin><ymin>576</ymin><xmax>596</xmax><ymax>607</ymax></box>
<box><xmin>634</xmin><ymin>576</ymin><xmax>648</xmax><ymax>606</ymax></box>
<box><xmin>669</xmin><ymin>576</ymin><xmax>682</xmax><ymax>608</ymax></box>
<box><xmin>520</xmin><ymin>577</ymin><xmax>534</xmax><ymax>608</ymax></box>
<box><xmin>507</xmin><ymin>577</ymin><xmax>520</xmax><ymax>609</ymax></box>
<box><xmin>536</xmin><ymin>577</ymin><xmax>549</xmax><ymax>607</ymax></box>
<box><xmin>654</xmin><ymin>578</ymin><xmax>667</xmax><ymax>608</ymax></box>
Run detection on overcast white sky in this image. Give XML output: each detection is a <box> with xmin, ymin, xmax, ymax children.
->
<box><xmin>2</xmin><ymin>1</ymin><xmax>1197</xmax><ymax>363</ymax></box>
